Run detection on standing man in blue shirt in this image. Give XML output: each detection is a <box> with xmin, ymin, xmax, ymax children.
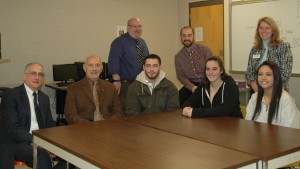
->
<box><xmin>108</xmin><ymin>17</ymin><xmax>149</xmax><ymax>112</ymax></box>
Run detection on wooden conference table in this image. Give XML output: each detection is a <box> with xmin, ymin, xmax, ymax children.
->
<box><xmin>33</xmin><ymin>119</ymin><xmax>259</xmax><ymax>169</ymax></box>
<box><xmin>122</xmin><ymin>109</ymin><xmax>300</xmax><ymax>168</ymax></box>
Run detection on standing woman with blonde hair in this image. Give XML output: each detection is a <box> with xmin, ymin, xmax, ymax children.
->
<box><xmin>245</xmin><ymin>17</ymin><xmax>293</xmax><ymax>92</ymax></box>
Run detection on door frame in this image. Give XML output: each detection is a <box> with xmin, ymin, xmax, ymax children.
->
<box><xmin>189</xmin><ymin>0</ymin><xmax>224</xmax><ymax>58</ymax></box>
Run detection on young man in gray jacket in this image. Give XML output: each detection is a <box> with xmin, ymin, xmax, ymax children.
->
<box><xmin>125</xmin><ymin>54</ymin><xmax>179</xmax><ymax>116</ymax></box>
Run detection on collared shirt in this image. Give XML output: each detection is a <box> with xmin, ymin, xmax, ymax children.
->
<box><xmin>24</xmin><ymin>84</ymin><xmax>39</xmax><ymax>133</ymax></box>
<box><xmin>175</xmin><ymin>43</ymin><xmax>212</xmax><ymax>91</ymax></box>
<box><xmin>87</xmin><ymin>78</ymin><xmax>100</xmax><ymax>92</ymax></box>
<box><xmin>108</xmin><ymin>33</ymin><xmax>149</xmax><ymax>81</ymax></box>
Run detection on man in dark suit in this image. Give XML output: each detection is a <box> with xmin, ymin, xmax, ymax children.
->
<box><xmin>64</xmin><ymin>55</ymin><xmax>123</xmax><ymax>124</ymax></box>
<box><xmin>0</xmin><ymin>63</ymin><xmax>65</xmax><ymax>169</ymax></box>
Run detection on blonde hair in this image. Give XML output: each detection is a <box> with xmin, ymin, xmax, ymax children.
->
<box><xmin>254</xmin><ymin>17</ymin><xmax>282</xmax><ymax>50</ymax></box>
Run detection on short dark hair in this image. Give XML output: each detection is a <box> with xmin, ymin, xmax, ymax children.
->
<box><xmin>180</xmin><ymin>26</ymin><xmax>194</xmax><ymax>35</ymax></box>
<box><xmin>144</xmin><ymin>54</ymin><xmax>161</xmax><ymax>65</ymax></box>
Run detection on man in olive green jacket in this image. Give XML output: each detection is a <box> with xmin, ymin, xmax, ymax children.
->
<box><xmin>125</xmin><ymin>54</ymin><xmax>179</xmax><ymax>116</ymax></box>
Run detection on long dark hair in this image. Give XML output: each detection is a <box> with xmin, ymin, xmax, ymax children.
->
<box><xmin>251</xmin><ymin>61</ymin><xmax>282</xmax><ymax>123</ymax></box>
<box><xmin>203</xmin><ymin>56</ymin><xmax>228</xmax><ymax>84</ymax></box>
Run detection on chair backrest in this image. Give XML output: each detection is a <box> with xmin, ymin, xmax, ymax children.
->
<box><xmin>240</xmin><ymin>106</ymin><xmax>247</xmax><ymax>119</ymax></box>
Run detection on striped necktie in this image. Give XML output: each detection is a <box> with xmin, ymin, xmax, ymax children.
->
<box><xmin>93</xmin><ymin>81</ymin><xmax>103</xmax><ymax>121</ymax></box>
<box><xmin>33</xmin><ymin>92</ymin><xmax>42</xmax><ymax>127</ymax></box>
<box><xmin>136</xmin><ymin>40</ymin><xmax>144</xmax><ymax>71</ymax></box>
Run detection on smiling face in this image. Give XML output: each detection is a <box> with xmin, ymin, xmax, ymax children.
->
<box><xmin>23</xmin><ymin>63</ymin><xmax>44</xmax><ymax>91</ymax></box>
<box><xmin>258</xmin><ymin>65</ymin><xmax>274</xmax><ymax>91</ymax></box>
<box><xmin>258</xmin><ymin>21</ymin><xmax>273</xmax><ymax>40</ymax></box>
<box><xmin>127</xmin><ymin>18</ymin><xmax>143</xmax><ymax>39</ymax></box>
<box><xmin>180</xmin><ymin>27</ymin><xmax>194</xmax><ymax>48</ymax></box>
<box><xmin>144</xmin><ymin>58</ymin><xmax>161</xmax><ymax>81</ymax></box>
<box><xmin>83</xmin><ymin>55</ymin><xmax>103</xmax><ymax>81</ymax></box>
<box><xmin>205</xmin><ymin>60</ymin><xmax>223</xmax><ymax>83</ymax></box>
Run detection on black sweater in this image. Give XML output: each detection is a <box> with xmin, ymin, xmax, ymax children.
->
<box><xmin>183</xmin><ymin>75</ymin><xmax>243</xmax><ymax>118</ymax></box>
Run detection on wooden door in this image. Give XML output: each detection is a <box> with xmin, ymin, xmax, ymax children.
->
<box><xmin>190</xmin><ymin>1</ymin><xmax>224</xmax><ymax>60</ymax></box>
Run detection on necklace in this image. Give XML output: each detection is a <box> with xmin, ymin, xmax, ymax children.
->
<box><xmin>266</xmin><ymin>104</ymin><xmax>269</xmax><ymax>112</ymax></box>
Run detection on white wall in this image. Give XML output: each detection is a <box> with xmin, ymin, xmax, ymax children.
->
<box><xmin>0</xmin><ymin>0</ymin><xmax>178</xmax><ymax>84</ymax></box>
<box><xmin>0</xmin><ymin>0</ymin><xmax>179</xmax><ymax>117</ymax></box>
<box><xmin>1</xmin><ymin>0</ymin><xmax>299</xmax><ymax>116</ymax></box>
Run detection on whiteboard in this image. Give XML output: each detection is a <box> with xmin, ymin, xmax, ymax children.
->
<box><xmin>230</xmin><ymin>0</ymin><xmax>300</xmax><ymax>74</ymax></box>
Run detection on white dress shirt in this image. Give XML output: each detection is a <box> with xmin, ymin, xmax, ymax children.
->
<box><xmin>24</xmin><ymin>84</ymin><xmax>39</xmax><ymax>133</ymax></box>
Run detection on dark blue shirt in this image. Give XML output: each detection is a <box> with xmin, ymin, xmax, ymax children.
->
<box><xmin>108</xmin><ymin>33</ymin><xmax>149</xmax><ymax>81</ymax></box>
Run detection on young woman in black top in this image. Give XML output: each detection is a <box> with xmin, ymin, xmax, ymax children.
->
<box><xmin>182</xmin><ymin>57</ymin><xmax>242</xmax><ymax>118</ymax></box>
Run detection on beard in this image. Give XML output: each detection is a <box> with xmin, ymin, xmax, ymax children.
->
<box><xmin>145</xmin><ymin>71</ymin><xmax>159</xmax><ymax>80</ymax></box>
<box><xmin>181</xmin><ymin>39</ymin><xmax>194</xmax><ymax>47</ymax></box>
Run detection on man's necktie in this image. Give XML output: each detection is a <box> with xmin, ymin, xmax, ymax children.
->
<box><xmin>93</xmin><ymin>82</ymin><xmax>103</xmax><ymax>121</ymax></box>
<box><xmin>136</xmin><ymin>40</ymin><xmax>144</xmax><ymax>71</ymax></box>
<box><xmin>33</xmin><ymin>92</ymin><xmax>42</xmax><ymax>127</ymax></box>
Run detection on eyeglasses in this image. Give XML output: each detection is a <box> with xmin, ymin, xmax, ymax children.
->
<box><xmin>26</xmin><ymin>72</ymin><xmax>44</xmax><ymax>78</ymax></box>
<box><xmin>128</xmin><ymin>25</ymin><xmax>143</xmax><ymax>28</ymax></box>
<box><xmin>86</xmin><ymin>63</ymin><xmax>102</xmax><ymax>68</ymax></box>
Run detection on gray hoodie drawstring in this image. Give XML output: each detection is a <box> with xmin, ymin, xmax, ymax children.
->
<box><xmin>203</xmin><ymin>82</ymin><xmax>226</xmax><ymax>107</ymax></box>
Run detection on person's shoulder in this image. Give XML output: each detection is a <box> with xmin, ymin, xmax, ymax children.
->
<box><xmin>249</xmin><ymin>46</ymin><xmax>259</xmax><ymax>53</ymax></box>
<box><xmin>250</xmin><ymin>92</ymin><xmax>258</xmax><ymax>100</ymax></box>
<box><xmin>224</xmin><ymin>75</ymin><xmax>236</xmax><ymax>84</ymax></box>
<box><xmin>281</xmin><ymin>90</ymin><xmax>294</xmax><ymax>101</ymax></box>
<box><xmin>12</xmin><ymin>84</ymin><xmax>23</xmax><ymax>91</ymax></box>
<box><xmin>195</xmin><ymin>43</ymin><xmax>212</xmax><ymax>55</ymax></box>
<box><xmin>3</xmin><ymin>84</ymin><xmax>23</xmax><ymax>96</ymax></box>
<box><xmin>139</xmin><ymin>37</ymin><xmax>147</xmax><ymax>44</ymax></box>
<box><xmin>279</xmin><ymin>41</ymin><xmax>290</xmax><ymax>45</ymax></box>
<box><xmin>128</xmin><ymin>80</ymin><xmax>140</xmax><ymax>88</ymax></box>
<box><xmin>68</xmin><ymin>79</ymin><xmax>85</xmax><ymax>88</ymax></box>
<box><xmin>110</xmin><ymin>34</ymin><xmax>127</xmax><ymax>46</ymax></box>
<box><xmin>127</xmin><ymin>81</ymin><xmax>141</xmax><ymax>94</ymax></box>
<box><xmin>274</xmin><ymin>41</ymin><xmax>290</xmax><ymax>49</ymax></box>
<box><xmin>100</xmin><ymin>79</ymin><xmax>123</xmax><ymax>92</ymax></box>
<box><xmin>175</xmin><ymin>47</ymin><xmax>185</xmax><ymax>58</ymax></box>
<box><xmin>196</xmin><ymin>43</ymin><xmax>210</xmax><ymax>50</ymax></box>
<box><xmin>99</xmin><ymin>79</ymin><xmax>114</xmax><ymax>87</ymax></box>
<box><xmin>223</xmin><ymin>76</ymin><xmax>239</xmax><ymax>89</ymax></box>
<box><xmin>114</xmin><ymin>33</ymin><xmax>131</xmax><ymax>41</ymax></box>
<box><xmin>162</xmin><ymin>78</ymin><xmax>177</xmax><ymax>87</ymax></box>
<box><xmin>111</xmin><ymin>36</ymin><xmax>122</xmax><ymax>44</ymax></box>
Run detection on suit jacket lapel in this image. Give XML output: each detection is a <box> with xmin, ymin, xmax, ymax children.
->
<box><xmin>98</xmin><ymin>80</ymin><xmax>105</xmax><ymax>110</ymax></box>
<box><xmin>37</xmin><ymin>91</ymin><xmax>45</xmax><ymax>128</ymax></box>
<box><xmin>20</xmin><ymin>85</ymin><xmax>32</xmax><ymax>128</ymax></box>
<box><xmin>81</xmin><ymin>78</ymin><xmax>94</xmax><ymax>103</ymax></box>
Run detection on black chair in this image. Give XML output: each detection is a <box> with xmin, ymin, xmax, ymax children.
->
<box><xmin>0</xmin><ymin>87</ymin><xmax>11</xmax><ymax>99</ymax></box>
